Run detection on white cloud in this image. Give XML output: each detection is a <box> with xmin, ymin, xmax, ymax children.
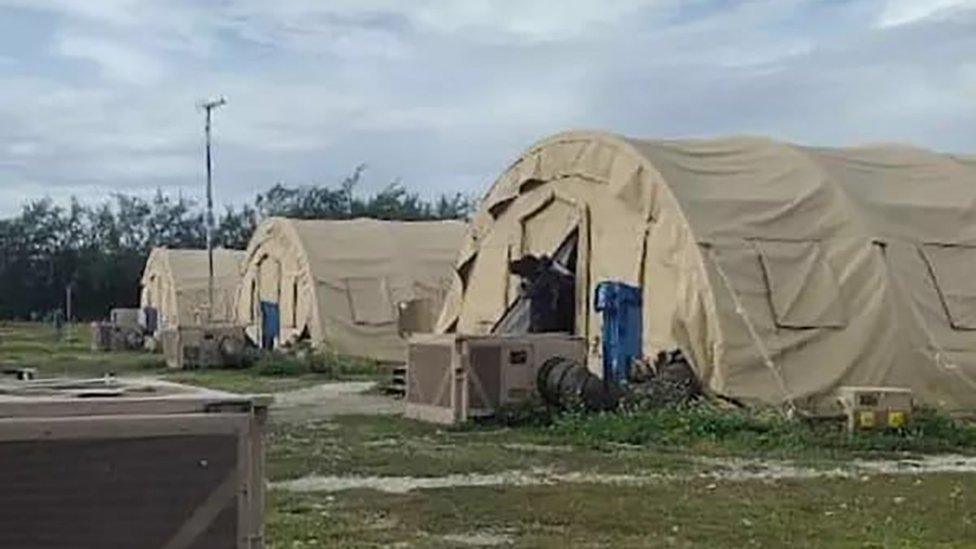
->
<box><xmin>56</xmin><ymin>34</ymin><xmax>164</xmax><ymax>84</ymax></box>
<box><xmin>5</xmin><ymin>141</ymin><xmax>39</xmax><ymax>157</ymax></box>
<box><xmin>408</xmin><ymin>0</ymin><xmax>669</xmax><ymax>41</ymax></box>
<box><xmin>0</xmin><ymin>0</ymin><xmax>975</xmax><ymax>219</ymax></box>
<box><xmin>1</xmin><ymin>0</ymin><xmax>670</xmax><ymax>56</ymax></box>
<box><xmin>877</xmin><ymin>0</ymin><xmax>976</xmax><ymax>27</ymax></box>
<box><xmin>0</xmin><ymin>0</ymin><xmax>145</xmax><ymax>25</ymax></box>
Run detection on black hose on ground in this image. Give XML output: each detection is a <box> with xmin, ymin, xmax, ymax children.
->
<box><xmin>537</xmin><ymin>356</ymin><xmax>621</xmax><ymax>412</ymax></box>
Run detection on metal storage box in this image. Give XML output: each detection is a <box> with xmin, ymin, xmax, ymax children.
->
<box><xmin>162</xmin><ymin>324</ymin><xmax>248</xmax><ymax>370</ymax></box>
<box><xmin>110</xmin><ymin>307</ymin><xmax>141</xmax><ymax>330</ymax></box>
<box><xmin>90</xmin><ymin>320</ymin><xmax>143</xmax><ymax>352</ymax></box>
<box><xmin>90</xmin><ymin>321</ymin><xmax>113</xmax><ymax>351</ymax></box>
<box><xmin>0</xmin><ymin>378</ymin><xmax>269</xmax><ymax>548</ymax></box>
<box><xmin>836</xmin><ymin>386</ymin><xmax>913</xmax><ymax>431</ymax></box>
<box><xmin>405</xmin><ymin>333</ymin><xmax>585</xmax><ymax>424</ymax></box>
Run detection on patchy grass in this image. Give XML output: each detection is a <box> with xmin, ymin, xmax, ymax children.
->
<box><xmin>261</xmin><ymin>403</ymin><xmax>976</xmax><ymax>545</ymax></box>
<box><xmin>268</xmin><ymin>473</ymin><xmax>976</xmax><ymax>547</ymax></box>
<box><xmin>9</xmin><ymin>321</ymin><xmax>976</xmax><ymax>546</ymax></box>
<box><xmin>0</xmin><ymin>321</ymin><xmax>167</xmax><ymax>377</ymax></box>
<box><xmin>253</xmin><ymin>351</ymin><xmax>383</xmax><ymax>380</ymax></box>
<box><xmin>266</xmin><ymin>414</ymin><xmax>691</xmax><ymax>482</ymax></box>
<box><xmin>0</xmin><ymin>321</ymin><xmax>387</xmax><ymax>394</ymax></box>
<box><xmin>539</xmin><ymin>403</ymin><xmax>976</xmax><ymax>460</ymax></box>
<box><xmin>162</xmin><ymin>370</ymin><xmax>322</xmax><ymax>394</ymax></box>
<box><xmin>169</xmin><ymin>351</ymin><xmax>386</xmax><ymax>394</ymax></box>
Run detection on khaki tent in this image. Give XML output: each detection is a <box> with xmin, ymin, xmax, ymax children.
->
<box><xmin>140</xmin><ymin>247</ymin><xmax>245</xmax><ymax>330</ymax></box>
<box><xmin>437</xmin><ymin>130</ymin><xmax>976</xmax><ymax>413</ymax></box>
<box><xmin>237</xmin><ymin>217</ymin><xmax>466</xmax><ymax>362</ymax></box>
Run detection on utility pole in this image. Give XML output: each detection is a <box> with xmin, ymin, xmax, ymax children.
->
<box><xmin>65</xmin><ymin>283</ymin><xmax>72</xmax><ymax>341</ymax></box>
<box><xmin>198</xmin><ymin>96</ymin><xmax>226</xmax><ymax>323</ymax></box>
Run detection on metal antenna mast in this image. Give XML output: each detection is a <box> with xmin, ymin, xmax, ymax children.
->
<box><xmin>198</xmin><ymin>95</ymin><xmax>226</xmax><ymax>323</ymax></box>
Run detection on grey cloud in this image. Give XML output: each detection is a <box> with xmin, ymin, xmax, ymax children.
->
<box><xmin>0</xmin><ymin>0</ymin><xmax>974</xmax><ymax>217</ymax></box>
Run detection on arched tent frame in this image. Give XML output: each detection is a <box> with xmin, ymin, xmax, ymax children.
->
<box><xmin>238</xmin><ymin>219</ymin><xmax>323</xmax><ymax>348</ymax></box>
<box><xmin>438</xmin><ymin>131</ymin><xmax>976</xmax><ymax>413</ymax></box>
<box><xmin>237</xmin><ymin>217</ymin><xmax>467</xmax><ymax>362</ymax></box>
<box><xmin>140</xmin><ymin>247</ymin><xmax>245</xmax><ymax>331</ymax></box>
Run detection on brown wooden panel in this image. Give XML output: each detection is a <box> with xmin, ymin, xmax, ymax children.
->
<box><xmin>407</xmin><ymin>344</ymin><xmax>453</xmax><ymax>407</ymax></box>
<box><xmin>468</xmin><ymin>345</ymin><xmax>501</xmax><ymax>409</ymax></box>
<box><xmin>0</xmin><ymin>434</ymin><xmax>238</xmax><ymax>549</ymax></box>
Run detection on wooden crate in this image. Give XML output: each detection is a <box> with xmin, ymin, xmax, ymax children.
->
<box><xmin>0</xmin><ymin>378</ymin><xmax>270</xmax><ymax>548</ymax></box>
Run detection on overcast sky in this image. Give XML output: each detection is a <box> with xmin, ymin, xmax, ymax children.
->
<box><xmin>0</xmin><ymin>0</ymin><xmax>974</xmax><ymax>217</ymax></box>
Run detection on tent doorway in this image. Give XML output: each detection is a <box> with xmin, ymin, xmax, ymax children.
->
<box><xmin>493</xmin><ymin>229</ymin><xmax>578</xmax><ymax>335</ymax></box>
<box><xmin>260</xmin><ymin>301</ymin><xmax>280</xmax><ymax>350</ymax></box>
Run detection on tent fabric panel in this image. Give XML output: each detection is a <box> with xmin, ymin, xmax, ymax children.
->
<box><xmin>518</xmin><ymin>195</ymin><xmax>580</xmax><ymax>259</ymax></box>
<box><xmin>919</xmin><ymin>244</ymin><xmax>976</xmax><ymax>330</ymax></box>
<box><xmin>257</xmin><ymin>257</ymin><xmax>281</xmax><ymax>304</ymax></box>
<box><xmin>140</xmin><ymin>247</ymin><xmax>245</xmax><ymax>329</ymax></box>
<box><xmin>877</xmin><ymin>242</ymin><xmax>976</xmax><ymax>411</ymax></box>
<box><xmin>315</xmin><ymin>281</ymin><xmax>404</xmax><ymax>362</ymax></box>
<box><xmin>436</xmin><ymin>130</ymin><xmax>976</xmax><ymax>413</ymax></box>
<box><xmin>345</xmin><ymin>277</ymin><xmax>395</xmax><ymax>326</ymax></box>
<box><xmin>459</xmin><ymin>244</ymin><xmax>510</xmax><ymax>334</ymax></box>
<box><xmin>239</xmin><ymin>217</ymin><xmax>465</xmax><ymax>361</ymax></box>
<box><xmin>754</xmin><ymin>240</ymin><xmax>846</xmax><ymax>329</ymax></box>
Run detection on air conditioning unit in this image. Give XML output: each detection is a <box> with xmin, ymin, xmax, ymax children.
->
<box><xmin>405</xmin><ymin>333</ymin><xmax>586</xmax><ymax>425</ymax></box>
<box><xmin>0</xmin><ymin>377</ymin><xmax>269</xmax><ymax>548</ymax></box>
<box><xmin>90</xmin><ymin>321</ymin><xmax>114</xmax><ymax>352</ymax></box>
<box><xmin>836</xmin><ymin>386</ymin><xmax>913</xmax><ymax>432</ymax></box>
<box><xmin>161</xmin><ymin>324</ymin><xmax>248</xmax><ymax>370</ymax></box>
<box><xmin>110</xmin><ymin>307</ymin><xmax>141</xmax><ymax>330</ymax></box>
<box><xmin>90</xmin><ymin>321</ymin><xmax>143</xmax><ymax>352</ymax></box>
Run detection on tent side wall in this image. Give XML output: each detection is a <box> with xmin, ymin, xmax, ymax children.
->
<box><xmin>142</xmin><ymin>248</ymin><xmax>245</xmax><ymax>331</ymax></box>
<box><xmin>437</xmin><ymin>132</ymin><xmax>722</xmax><ymax>380</ymax></box>
<box><xmin>237</xmin><ymin>220</ymin><xmax>321</xmax><ymax>349</ymax></box>
<box><xmin>140</xmin><ymin>249</ymin><xmax>181</xmax><ymax>329</ymax></box>
<box><xmin>239</xmin><ymin>218</ymin><xmax>465</xmax><ymax>362</ymax></box>
<box><xmin>440</xmin><ymin>131</ymin><xmax>976</xmax><ymax>413</ymax></box>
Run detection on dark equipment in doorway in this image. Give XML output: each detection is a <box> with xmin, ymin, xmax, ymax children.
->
<box><xmin>493</xmin><ymin>230</ymin><xmax>578</xmax><ymax>335</ymax></box>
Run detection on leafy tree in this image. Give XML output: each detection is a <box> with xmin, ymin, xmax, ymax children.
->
<box><xmin>0</xmin><ymin>167</ymin><xmax>473</xmax><ymax>320</ymax></box>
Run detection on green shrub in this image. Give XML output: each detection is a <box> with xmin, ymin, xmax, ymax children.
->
<box><xmin>252</xmin><ymin>349</ymin><xmax>383</xmax><ymax>379</ymax></box>
<box><xmin>255</xmin><ymin>354</ymin><xmax>308</xmax><ymax>377</ymax></box>
<box><xmin>540</xmin><ymin>402</ymin><xmax>976</xmax><ymax>456</ymax></box>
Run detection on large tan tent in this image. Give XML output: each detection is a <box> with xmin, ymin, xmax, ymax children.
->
<box><xmin>237</xmin><ymin>217</ymin><xmax>466</xmax><ymax>362</ymax></box>
<box><xmin>437</xmin><ymin>130</ymin><xmax>976</xmax><ymax>413</ymax></box>
<box><xmin>140</xmin><ymin>247</ymin><xmax>246</xmax><ymax>330</ymax></box>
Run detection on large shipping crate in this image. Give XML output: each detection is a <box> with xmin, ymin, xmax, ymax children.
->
<box><xmin>90</xmin><ymin>321</ymin><xmax>144</xmax><ymax>352</ymax></box>
<box><xmin>405</xmin><ymin>333</ymin><xmax>585</xmax><ymax>425</ymax></box>
<box><xmin>110</xmin><ymin>307</ymin><xmax>142</xmax><ymax>330</ymax></box>
<box><xmin>836</xmin><ymin>386</ymin><xmax>913</xmax><ymax>432</ymax></box>
<box><xmin>0</xmin><ymin>378</ymin><xmax>269</xmax><ymax>548</ymax></box>
<box><xmin>161</xmin><ymin>324</ymin><xmax>248</xmax><ymax>370</ymax></box>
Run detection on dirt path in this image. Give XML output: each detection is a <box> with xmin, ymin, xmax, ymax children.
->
<box><xmin>269</xmin><ymin>381</ymin><xmax>403</xmax><ymax>422</ymax></box>
<box><xmin>273</xmin><ymin>454</ymin><xmax>976</xmax><ymax>494</ymax></box>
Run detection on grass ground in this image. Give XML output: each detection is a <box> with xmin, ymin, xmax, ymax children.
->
<box><xmin>264</xmin><ymin>413</ymin><xmax>976</xmax><ymax>547</ymax></box>
<box><xmin>262</xmin><ymin>409</ymin><xmax>976</xmax><ymax>547</ymax></box>
<box><xmin>5</xmin><ymin>321</ymin><xmax>976</xmax><ymax>546</ymax></box>
<box><xmin>269</xmin><ymin>474</ymin><xmax>976</xmax><ymax>548</ymax></box>
<box><xmin>0</xmin><ymin>321</ymin><xmax>385</xmax><ymax>393</ymax></box>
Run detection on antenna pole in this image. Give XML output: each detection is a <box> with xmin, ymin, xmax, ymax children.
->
<box><xmin>199</xmin><ymin>96</ymin><xmax>226</xmax><ymax>323</ymax></box>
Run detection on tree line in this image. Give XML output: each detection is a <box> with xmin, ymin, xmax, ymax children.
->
<box><xmin>0</xmin><ymin>168</ymin><xmax>473</xmax><ymax>320</ymax></box>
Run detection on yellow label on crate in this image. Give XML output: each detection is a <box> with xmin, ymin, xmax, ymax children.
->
<box><xmin>859</xmin><ymin>411</ymin><xmax>876</xmax><ymax>428</ymax></box>
<box><xmin>888</xmin><ymin>411</ymin><xmax>906</xmax><ymax>428</ymax></box>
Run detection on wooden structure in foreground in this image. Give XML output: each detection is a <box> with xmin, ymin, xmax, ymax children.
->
<box><xmin>0</xmin><ymin>377</ymin><xmax>270</xmax><ymax>548</ymax></box>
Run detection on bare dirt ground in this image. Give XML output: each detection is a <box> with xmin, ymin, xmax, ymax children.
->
<box><xmin>269</xmin><ymin>380</ymin><xmax>402</xmax><ymax>422</ymax></box>
<box><xmin>264</xmin><ymin>378</ymin><xmax>976</xmax><ymax>498</ymax></box>
<box><xmin>273</xmin><ymin>453</ymin><xmax>976</xmax><ymax>494</ymax></box>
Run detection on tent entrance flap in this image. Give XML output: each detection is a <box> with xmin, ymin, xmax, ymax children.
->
<box><xmin>260</xmin><ymin>301</ymin><xmax>280</xmax><ymax>349</ymax></box>
<box><xmin>493</xmin><ymin>230</ymin><xmax>578</xmax><ymax>335</ymax></box>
